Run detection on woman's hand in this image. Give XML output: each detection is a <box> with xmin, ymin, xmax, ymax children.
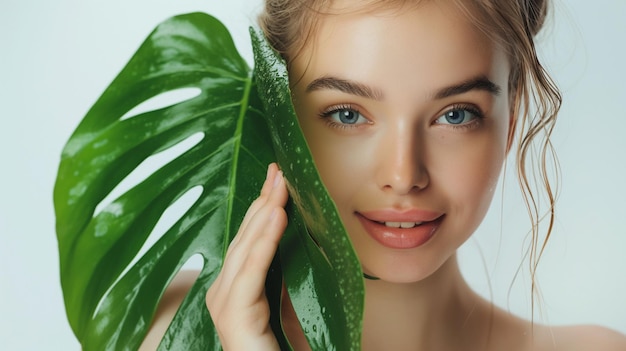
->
<box><xmin>206</xmin><ymin>163</ymin><xmax>288</xmax><ymax>350</ymax></box>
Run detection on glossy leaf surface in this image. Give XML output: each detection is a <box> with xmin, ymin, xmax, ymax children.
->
<box><xmin>252</xmin><ymin>28</ymin><xmax>364</xmax><ymax>350</ymax></box>
<box><xmin>54</xmin><ymin>12</ymin><xmax>363</xmax><ymax>350</ymax></box>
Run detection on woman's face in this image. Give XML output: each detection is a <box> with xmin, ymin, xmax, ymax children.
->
<box><xmin>290</xmin><ymin>1</ymin><xmax>512</xmax><ymax>283</ymax></box>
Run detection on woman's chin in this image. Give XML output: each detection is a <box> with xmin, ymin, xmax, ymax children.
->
<box><xmin>360</xmin><ymin>252</ymin><xmax>458</xmax><ymax>285</ymax></box>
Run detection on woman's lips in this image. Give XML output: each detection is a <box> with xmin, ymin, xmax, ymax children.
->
<box><xmin>356</xmin><ymin>210</ymin><xmax>444</xmax><ymax>249</ymax></box>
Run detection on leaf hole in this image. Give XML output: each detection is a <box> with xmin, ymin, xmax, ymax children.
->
<box><xmin>155</xmin><ymin>256</ymin><xmax>204</xmax><ymax>329</ymax></box>
<box><xmin>113</xmin><ymin>185</ymin><xmax>203</xmax><ymax>293</ymax></box>
<box><xmin>139</xmin><ymin>185</ymin><xmax>203</xmax><ymax>259</ymax></box>
<box><xmin>93</xmin><ymin>186</ymin><xmax>203</xmax><ymax>319</ymax></box>
<box><xmin>120</xmin><ymin>87</ymin><xmax>202</xmax><ymax>121</ymax></box>
<box><xmin>94</xmin><ymin>132</ymin><xmax>204</xmax><ymax>217</ymax></box>
<box><xmin>165</xmin><ymin>261</ymin><xmax>203</xmax><ymax>301</ymax></box>
<box><xmin>181</xmin><ymin>252</ymin><xmax>205</xmax><ymax>271</ymax></box>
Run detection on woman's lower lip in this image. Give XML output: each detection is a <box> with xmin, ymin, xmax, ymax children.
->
<box><xmin>356</xmin><ymin>214</ymin><xmax>442</xmax><ymax>249</ymax></box>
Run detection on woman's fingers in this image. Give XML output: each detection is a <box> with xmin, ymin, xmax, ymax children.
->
<box><xmin>231</xmin><ymin>204</ymin><xmax>287</xmax><ymax>302</ymax></box>
<box><xmin>218</xmin><ymin>164</ymin><xmax>287</xmax><ymax>288</ymax></box>
<box><xmin>205</xmin><ymin>163</ymin><xmax>287</xmax><ymax>350</ymax></box>
<box><xmin>229</xmin><ymin>164</ymin><xmax>280</xmax><ymax>249</ymax></box>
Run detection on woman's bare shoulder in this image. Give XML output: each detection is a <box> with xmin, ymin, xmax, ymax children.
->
<box><xmin>490</xmin><ymin>306</ymin><xmax>626</xmax><ymax>351</ymax></box>
<box><xmin>533</xmin><ymin>324</ymin><xmax>626</xmax><ymax>351</ymax></box>
<box><xmin>139</xmin><ymin>270</ymin><xmax>200</xmax><ymax>351</ymax></box>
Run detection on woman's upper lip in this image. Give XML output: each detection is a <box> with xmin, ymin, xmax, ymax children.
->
<box><xmin>357</xmin><ymin>209</ymin><xmax>444</xmax><ymax>223</ymax></box>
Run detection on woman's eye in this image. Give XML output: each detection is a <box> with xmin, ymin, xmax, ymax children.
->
<box><xmin>324</xmin><ymin>108</ymin><xmax>369</xmax><ymax>125</ymax></box>
<box><xmin>435</xmin><ymin>108</ymin><xmax>479</xmax><ymax>126</ymax></box>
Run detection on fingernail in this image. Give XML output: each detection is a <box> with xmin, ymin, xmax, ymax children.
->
<box><xmin>273</xmin><ymin>170</ymin><xmax>282</xmax><ymax>188</ymax></box>
<box><xmin>269</xmin><ymin>208</ymin><xmax>277</xmax><ymax>220</ymax></box>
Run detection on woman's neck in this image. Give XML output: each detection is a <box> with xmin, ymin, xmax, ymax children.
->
<box><xmin>281</xmin><ymin>254</ymin><xmax>516</xmax><ymax>351</ymax></box>
<box><xmin>361</xmin><ymin>254</ymin><xmax>494</xmax><ymax>351</ymax></box>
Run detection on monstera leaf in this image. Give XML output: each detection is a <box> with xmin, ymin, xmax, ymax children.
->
<box><xmin>54</xmin><ymin>12</ymin><xmax>363</xmax><ymax>350</ymax></box>
<box><xmin>251</xmin><ymin>27</ymin><xmax>364</xmax><ymax>350</ymax></box>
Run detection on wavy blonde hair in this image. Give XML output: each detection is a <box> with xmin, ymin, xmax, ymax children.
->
<box><xmin>259</xmin><ymin>0</ymin><xmax>562</xmax><ymax>309</ymax></box>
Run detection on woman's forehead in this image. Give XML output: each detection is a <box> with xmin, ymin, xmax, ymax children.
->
<box><xmin>290</xmin><ymin>1</ymin><xmax>509</xmax><ymax>98</ymax></box>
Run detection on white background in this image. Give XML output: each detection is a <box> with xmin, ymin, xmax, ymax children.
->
<box><xmin>1</xmin><ymin>0</ymin><xmax>625</xmax><ymax>349</ymax></box>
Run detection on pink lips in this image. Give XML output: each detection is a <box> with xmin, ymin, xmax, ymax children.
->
<box><xmin>356</xmin><ymin>209</ymin><xmax>444</xmax><ymax>249</ymax></box>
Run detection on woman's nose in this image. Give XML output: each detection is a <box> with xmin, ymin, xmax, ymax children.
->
<box><xmin>375</xmin><ymin>127</ymin><xmax>429</xmax><ymax>195</ymax></box>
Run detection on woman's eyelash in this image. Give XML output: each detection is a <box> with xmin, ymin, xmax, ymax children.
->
<box><xmin>437</xmin><ymin>103</ymin><xmax>486</xmax><ymax>130</ymax></box>
<box><xmin>449</xmin><ymin>104</ymin><xmax>484</xmax><ymax>118</ymax></box>
<box><xmin>318</xmin><ymin>104</ymin><xmax>370</xmax><ymax>130</ymax></box>
<box><xmin>319</xmin><ymin>104</ymin><xmax>359</xmax><ymax>118</ymax></box>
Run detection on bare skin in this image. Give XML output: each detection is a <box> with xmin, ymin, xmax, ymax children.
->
<box><xmin>142</xmin><ymin>1</ymin><xmax>626</xmax><ymax>350</ymax></box>
<box><xmin>142</xmin><ymin>260</ymin><xmax>626</xmax><ymax>350</ymax></box>
<box><xmin>140</xmin><ymin>169</ymin><xmax>626</xmax><ymax>350</ymax></box>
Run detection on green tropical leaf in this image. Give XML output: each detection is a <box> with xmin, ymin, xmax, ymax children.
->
<box><xmin>54</xmin><ymin>12</ymin><xmax>363</xmax><ymax>350</ymax></box>
<box><xmin>251</xmin><ymin>28</ymin><xmax>364</xmax><ymax>350</ymax></box>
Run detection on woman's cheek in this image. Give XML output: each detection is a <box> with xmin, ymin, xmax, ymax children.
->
<box><xmin>308</xmin><ymin>137</ymin><xmax>364</xmax><ymax>200</ymax></box>
<box><xmin>442</xmin><ymin>144</ymin><xmax>504</xmax><ymax>225</ymax></box>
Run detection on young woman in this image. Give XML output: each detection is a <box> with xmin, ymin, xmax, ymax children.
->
<box><xmin>143</xmin><ymin>0</ymin><xmax>626</xmax><ymax>349</ymax></box>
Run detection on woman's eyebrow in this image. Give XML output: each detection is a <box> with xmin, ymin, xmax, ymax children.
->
<box><xmin>434</xmin><ymin>76</ymin><xmax>502</xmax><ymax>99</ymax></box>
<box><xmin>305</xmin><ymin>76</ymin><xmax>384</xmax><ymax>100</ymax></box>
<box><xmin>305</xmin><ymin>75</ymin><xmax>501</xmax><ymax>100</ymax></box>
